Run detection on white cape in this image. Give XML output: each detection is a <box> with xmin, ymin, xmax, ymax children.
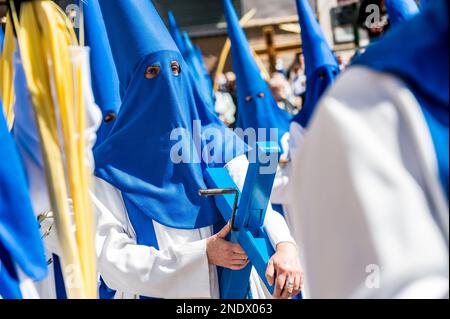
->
<box><xmin>281</xmin><ymin>66</ymin><xmax>448</xmax><ymax>299</ymax></box>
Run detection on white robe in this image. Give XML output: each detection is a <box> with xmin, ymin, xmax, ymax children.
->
<box><xmin>93</xmin><ymin>154</ymin><xmax>296</xmax><ymax>299</ymax></box>
<box><xmin>285</xmin><ymin>66</ymin><xmax>449</xmax><ymax>299</ymax></box>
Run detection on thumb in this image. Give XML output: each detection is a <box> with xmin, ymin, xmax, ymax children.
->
<box><xmin>216</xmin><ymin>221</ymin><xmax>232</xmax><ymax>239</ymax></box>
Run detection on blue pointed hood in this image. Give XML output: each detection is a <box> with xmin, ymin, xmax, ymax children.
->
<box><xmin>195</xmin><ymin>45</ymin><xmax>209</xmax><ymax>78</ymax></box>
<box><xmin>223</xmin><ymin>0</ymin><xmax>291</xmax><ymax>148</ymax></box>
<box><xmin>95</xmin><ymin>0</ymin><xmax>245</xmax><ymax>230</ymax></box>
<box><xmin>195</xmin><ymin>45</ymin><xmax>215</xmax><ymax>98</ymax></box>
<box><xmin>385</xmin><ymin>0</ymin><xmax>419</xmax><ymax>27</ymax></box>
<box><xmin>292</xmin><ymin>0</ymin><xmax>340</xmax><ymax>127</ymax></box>
<box><xmin>167</xmin><ymin>11</ymin><xmax>187</xmax><ymax>55</ymax></box>
<box><xmin>0</xmin><ymin>112</ymin><xmax>47</xmax><ymax>298</ymax></box>
<box><xmin>181</xmin><ymin>31</ymin><xmax>215</xmax><ymax>110</ymax></box>
<box><xmin>354</xmin><ymin>0</ymin><xmax>448</xmax><ymax>197</ymax></box>
<box><xmin>98</xmin><ymin>0</ymin><xmax>178</xmax><ymax>89</ymax></box>
<box><xmin>194</xmin><ymin>44</ymin><xmax>215</xmax><ymax>111</ymax></box>
<box><xmin>0</xmin><ymin>27</ymin><xmax>4</xmax><ymax>52</ymax></box>
<box><xmin>83</xmin><ymin>0</ymin><xmax>121</xmax><ymax>143</ymax></box>
<box><xmin>167</xmin><ymin>12</ymin><xmax>214</xmax><ymax>110</ymax></box>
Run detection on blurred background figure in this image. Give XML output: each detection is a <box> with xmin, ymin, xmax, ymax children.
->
<box><xmin>224</xmin><ymin>72</ymin><xmax>238</xmax><ymax>109</ymax></box>
<box><xmin>275</xmin><ymin>57</ymin><xmax>288</xmax><ymax>77</ymax></box>
<box><xmin>336</xmin><ymin>55</ymin><xmax>347</xmax><ymax>71</ymax></box>
<box><xmin>224</xmin><ymin>71</ymin><xmax>239</xmax><ymax>127</ymax></box>
<box><xmin>358</xmin><ymin>0</ymin><xmax>389</xmax><ymax>41</ymax></box>
<box><xmin>215</xmin><ymin>73</ymin><xmax>237</xmax><ymax>127</ymax></box>
<box><xmin>288</xmin><ymin>53</ymin><xmax>307</xmax><ymax>111</ymax></box>
<box><xmin>269</xmin><ymin>73</ymin><xmax>299</xmax><ymax>115</ymax></box>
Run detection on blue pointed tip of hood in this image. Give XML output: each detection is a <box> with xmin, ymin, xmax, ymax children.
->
<box><xmin>295</xmin><ymin>0</ymin><xmax>338</xmax><ymax>78</ymax></box>
<box><xmin>385</xmin><ymin>0</ymin><xmax>420</xmax><ymax>27</ymax></box>
<box><xmin>84</xmin><ymin>0</ymin><xmax>121</xmax><ymax>116</ymax></box>
<box><xmin>98</xmin><ymin>0</ymin><xmax>178</xmax><ymax>86</ymax></box>
<box><xmin>0</xmin><ymin>27</ymin><xmax>4</xmax><ymax>53</ymax></box>
<box><xmin>167</xmin><ymin>11</ymin><xmax>187</xmax><ymax>54</ymax></box>
<box><xmin>182</xmin><ymin>32</ymin><xmax>193</xmax><ymax>51</ymax></box>
<box><xmin>222</xmin><ymin>0</ymin><xmax>265</xmax><ymax>96</ymax></box>
<box><xmin>167</xmin><ymin>10</ymin><xmax>176</xmax><ymax>26</ymax></box>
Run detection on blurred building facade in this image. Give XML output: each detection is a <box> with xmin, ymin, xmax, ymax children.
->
<box><xmin>153</xmin><ymin>0</ymin><xmax>316</xmax><ymax>75</ymax></box>
<box><xmin>0</xmin><ymin>0</ymin><xmax>423</xmax><ymax>77</ymax></box>
<box><xmin>0</xmin><ymin>0</ymin><xmax>363</xmax><ymax>73</ymax></box>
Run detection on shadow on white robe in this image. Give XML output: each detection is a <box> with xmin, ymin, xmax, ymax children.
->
<box><xmin>283</xmin><ymin>66</ymin><xmax>448</xmax><ymax>299</ymax></box>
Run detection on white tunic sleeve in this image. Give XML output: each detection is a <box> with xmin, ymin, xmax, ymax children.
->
<box><xmin>270</xmin><ymin>122</ymin><xmax>304</xmax><ymax>205</ymax></box>
<box><xmin>290</xmin><ymin>67</ymin><xmax>449</xmax><ymax>299</ymax></box>
<box><xmin>93</xmin><ymin>178</ymin><xmax>212</xmax><ymax>299</ymax></box>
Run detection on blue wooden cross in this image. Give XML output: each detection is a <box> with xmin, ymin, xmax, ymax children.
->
<box><xmin>200</xmin><ymin>142</ymin><xmax>280</xmax><ymax>299</ymax></box>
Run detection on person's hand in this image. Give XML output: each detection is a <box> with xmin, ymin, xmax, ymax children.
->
<box><xmin>265</xmin><ymin>242</ymin><xmax>303</xmax><ymax>299</ymax></box>
<box><xmin>206</xmin><ymin>222</ymin><xmax>249</xmax><ymax>270</ymax></box>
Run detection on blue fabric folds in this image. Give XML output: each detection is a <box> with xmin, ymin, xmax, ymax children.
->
<box><xmin>0</xmin><ymin>109</ymin><xmax>47</xmax><ymax>299</ymax></box>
